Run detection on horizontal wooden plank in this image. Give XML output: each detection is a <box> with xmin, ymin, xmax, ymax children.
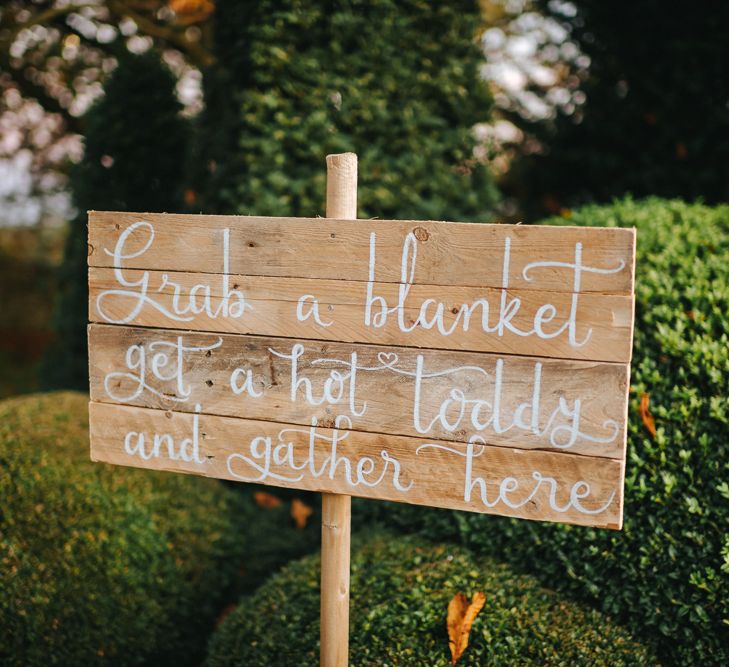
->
<box><xmin>89</xmin><ymin>401</ymin><xmax>624</xmax><ymax>529</ymax></box>
<box><xmin>88</xmin><ymin>211</ymin><xmax>635</xmax><ymax>294</ymax></box>
<box><xmin>88</xmin><ymin>268</ymin><xmax>634</xmax><ymax>363</ymax></box>
<box><xmin>89</xmin><ymin>324</ymin><xmax>628</xmax><ymax>459</ymax></box>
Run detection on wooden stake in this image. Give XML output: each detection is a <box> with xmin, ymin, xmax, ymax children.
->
<box><xmin>320</xmin><ymin>153</ymin><xmax>356</xmax><ymax>667</ymax></box>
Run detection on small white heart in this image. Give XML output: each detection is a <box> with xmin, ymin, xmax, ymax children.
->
<box><xmin>377</xmin><ymin>352</ymin><xmax>399</xmax><ymax>367</ymax></box>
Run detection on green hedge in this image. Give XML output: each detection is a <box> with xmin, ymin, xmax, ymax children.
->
<box><xmin>0</xmin><ymin>392</ymin><xmax>319</xmax><ymax>666</ymax></box>
<box><xmin>205</xmin><ymin>533</ymin><xmax>656</xmax><ymax>666</ymax></box>
<box><xmin>196</xmin><ymin>0</ymin><xmax>498</xmax><ymax>221</ymax></box>
<box><xmin>360</xmin><ymin>198</ymin><xmax>729</xmax><ymax>665</ymax></box>
<box><xmin>44</xmin><ymin>51</ymin><xmax>190</xmax><ymax>392</ymax></box>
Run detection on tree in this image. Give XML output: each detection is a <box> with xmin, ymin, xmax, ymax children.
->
<box><xmin>515</xmin><ymin>0</ymin><xmax>729</xmax><ymax>215</ymax></box>
<box><xmin>194</xmin><ymin>0</ymin><xmax>499</xmax><ymax>221</ymax></box>
<box><xmin>0</xmin><ymin>1</ymin><xmax>214</xmax><ymax>129</ymax></box>
<box><xmin>43</xmin><ymin>50</ymin><xmax>190</xmax><ymax>390</ymax></box>
<box><xmin>0</xmin><ymin>1</ymin><xmax>213</xmax><ymax>226</ymax></box>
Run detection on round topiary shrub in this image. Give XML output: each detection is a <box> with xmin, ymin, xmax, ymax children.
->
<box><xmin>205</xmin><ymin>533</ymin><xmax>656</xmax><ymax>666</ymax></box>
<box><xmin>0</xmin><ymin>392</ymin><xmax>319</xmax><ymax>666</ymax></box>
<box><xmin>361</xmin><ymin>197</ymin><xmax>729</xmax><ymax>665</ymax></box>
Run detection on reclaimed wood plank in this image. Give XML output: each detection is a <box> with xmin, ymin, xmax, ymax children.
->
<box><xmin>88</xmin><ymin>267</ymin><xmax>634</xmax><ymax>363</ymax></box>
<box><xmin>88</xmin><ymin>324</ymin><xmax>629</xmax><ymax>459</ymax></box>
<box><xmin>89</xmin><ymin>401</ymin><xmax>624</xmax><ymax>529</ymax></box>
<box><xmin>87</xmin><ymin>211</ymin><xmax>635</xmax><ymax>294</ymax></box>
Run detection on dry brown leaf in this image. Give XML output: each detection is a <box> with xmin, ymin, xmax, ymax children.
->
<box><xmin>639</xmin><ymin>392</ymin><xmax>657</xmax><ymax>438</ymax></box>
<box><xmin>447</xmin><ymin>591</ymin><xmax>485</xmax><ymax>664</ymax></box>
<box><xmin>168</xmin><ymin>0</ymin><xmax>214</xmax><ymax>23</ymax></box>
<box><xmin>254</xmin><ymin>491</ymin><xmax>282</xmax><ymax>509</ymax></box>
<box><xmin>291</xmin><ymin>498</ymin><xmax>313</xmax><ymax>529</ymax></box>
<box><xmin>169</xmin><ymin>0</ymin><xmax>214</xmax><ymax>14</ymax></box>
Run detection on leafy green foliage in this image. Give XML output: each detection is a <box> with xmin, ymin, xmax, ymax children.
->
<box><xmin>44</xmin><ymin>52</ymin><xmax>190</xmax><ymax>390</ymax></box>
<box><xmin>205</xmin><ymin>533</ymin><xmax>656</xmax><ymax>666</ymax></box>
<box><xmin>363</xmin><ymin>198</ymin><xmax>729</xmax><ymax>665</ymax></box>
<box><xmin>196</xmin><ymin>0</ymin><xmax>498</xmax><ymax>220</ymax></box>
<box><xmin>0</xmin><ymin>392</ymin><xmax>319</xmax><ymax>666</ymax></box>
<box><xmin>518</xmin><ymin>1</ymin><xmax>729</xmax><ymax>214</ymax></box>
<box><xmin>228</xmin><ymin>486</ymin><xmax>322</xmax><ymax>595</ymax></box>
<box><xmin>73</xmin><ymin>51</ymin><xmax>190</xmax><ymax>217</ymax></box>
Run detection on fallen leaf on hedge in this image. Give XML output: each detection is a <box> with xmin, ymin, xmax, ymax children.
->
<box><xmin>639</xmin><ymin>393</ymin><xmax>657</xmax><ymax>438</ymax></box>
<box><xmin>291</xmin><ymin>498</ymin><xmax>313</xmax><ymax>529</ymax></box>
<box><xmin>447</xmin><ymin>591</ymin><xmax>485</xmax><ymax>664</ymax></box>
<box><xmin>254</xmin><ymin>491</ymin><xmax>282</xmax><ymax>509</ymax></box>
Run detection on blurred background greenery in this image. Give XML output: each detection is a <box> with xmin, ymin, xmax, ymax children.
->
<box><xmin>2</xmin><ymin>0</ymin><xmax>727</xmax><ymax>397</ymax></box>
<box><xmin>1</xmin><ymin>2</ymin><xmax>728</xmax><ymax>665</ymax></box>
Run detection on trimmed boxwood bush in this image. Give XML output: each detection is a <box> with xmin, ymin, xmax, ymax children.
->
<box><xmin>196</xmin><ymin>0</ymin><xmax>499</xmax><ymax>221</ymax></box>
<box><xmin>0</xmin><ymin>392</ymin><xmax>319</xmax><ymax>666</ymax></box>
<box><xmin>205</xmin><ymin>533</ymin><xmax>656</xmax><ymax>666</ymax></box>
<box><xmin>360</xmin><ymin>198</ymin><xmax>729</xmax><ymax>665</ymax></box>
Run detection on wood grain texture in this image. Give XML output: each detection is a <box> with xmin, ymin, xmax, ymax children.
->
<box><xmin>89</xmin><ymin>401</ymin><xmax>624</xmax><ymax>529</ymax></box>
<box><xmin>320</xmin><ymin>151</ymin><xmax>355</xmax><ymax>667</ymax></box>
<box><xmin>88</xmin><ymin>324</ymin><xmax>629</xmax><ymax>458</ymax></box>
<box><xmin>86</xmin><ymin>205</ymin><xmax>634</xmax><ymax>532</ymax></box>
<box><xmin>87</xmin><ymin>211</ymin><xmax>635</xmax><ymax>294</ymax></box>
<box><xmin>320</xmin><ymin>491</ymin><xmax>350</xmax><ymax>667</ymax></box>
<box><xmin>88</xmin><ymin>267</ymin><xmax>634</xmax><ymax>363</ymax></box>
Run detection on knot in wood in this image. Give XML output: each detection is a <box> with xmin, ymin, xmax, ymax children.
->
<box><xmin>413</xmin><ymin>226</ymin><xmax>429</xmax><ymax>242</ymax></box>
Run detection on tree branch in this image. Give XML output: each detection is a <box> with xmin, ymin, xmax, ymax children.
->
<box><xmin>107</xmin><ymin>0</ymin><xmax>216</xmax><ymax>68</ymax></box>
<box><xmin>0</xmin><ymin>49</ymin><xmax>82</xmax><ymax>133</ymax></box>
<box><xmin>1</xmin><ymin>3</ymin><xmax>96</xmax><ymax>47</ymax></box>
<box><xmin>0</xmin><ymin>0</ymin><xmax>214</xmax><ymax>125</ymax></box>
<box><xmin>0</xmin><ymin>3</ymin><xmax>95</xmax><ymax>127</ymax></box>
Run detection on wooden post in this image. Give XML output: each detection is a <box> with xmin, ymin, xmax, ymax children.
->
<box><xmin>320</xmin><ymin>152</ymin><xmax>356</xmax><ymax>667</ymax></box>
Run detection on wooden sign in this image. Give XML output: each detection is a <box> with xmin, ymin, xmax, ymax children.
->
<box><xmin>87</xmin><ymin>206</ymin><xmax>634</xmax><ymax>530</ymax></box>
<box><xmin>87</xmin><ymin>154</ymin><xmax>635</xmax><ymax>666</ymax></box>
